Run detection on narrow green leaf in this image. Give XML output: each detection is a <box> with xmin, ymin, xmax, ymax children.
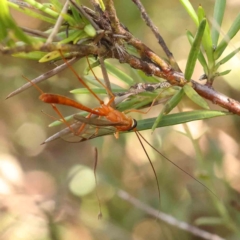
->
<box><xmin>42</xmin><ymin>3</ymin><xmax>57</xmax><ymax>11</ymax></box>
<box><xmin>163</xmin><ymin>88</ymin><xmax>185</xmax><ymax>114</ymax></box>
<box><xmin>12</xmin><ymin>51</ymin><xmax>46</xmax><ymax>60</ymax></box>
<box><xmin>214</xmin><ymin>13</ymin><xmax>240</xmax><ymax>59</ymax></box>
<box><xmin>8</xmin><ymin>1</ymin><xmax>56</xmax><ymax>24</ymax></box>
<box><xmin>179</xmin><ymin>0</ymin><xmax>198</xmax><ymax>26</ymax></box>
<box><xmin>0</xmin><ymin>0</ymin><xmax>32</xmax><ymax>44</ymax></box>
<box><xmin>195</xmin><ymin>217</ymin><xmax>225</xmax><ymax>226</ymax></box>
<box><xmin>152</xmin><ymin>88</ymin><xmax>185</xmax><ymax>131</ymax></box>
<box><xmin>134</xmin><ymin>70</ymin><xmax>159</xmax><ymax>83</ymax></box>
<box><xmin>83</xmin><ymin>75</ymin><xmax>124</xmax><ymax>91</ymax></box>
<box><xmin>49</xmin><ymin>110</ymin><xmax>230</xmax><ymax>136</ymax></box>
<box><xmin>84</xmin><ymin>58</ymin><xmax>135</xmax><ymax>86</ymax></box>
<box><xmin>98</xmin><ymin>0</ymin><xmax>105</xmax><ymax>11</ymax></box>
<box><xmin>24</xmin><ymin>0</ymin><xmax>59</xmax><ymax>18</ymax></box>
<box><xmin>124</xmin><ymin>98</ymin><xmax>153</xmax><ymax>111</ymax></box>
<box><xmin>211</xmin><ymin>0</ymin><xmax>226</xmax><ymax>46</ymax></box>
<box><xmin>70</xmin><ymin>4</ymin><xmax>84</xmax><ymax>24</ymax></box>
<box><xmin>0</xmin><ymin>25</ymin><xmax>7</xmax><ymax>41</ymax></box>
<box><xmin>61</xmin><ymin>13</ymin><xmax>77</xmax><ymax>26</ymax></box>
<box><xmin>183</xmin><ymin>84</ymin><xmax>209</xmax><ymax>109</ymax></box>
<box><xmin>116</xmin><ymin>98</ymin><xmax>140</xmax><ymax>111</ymax></box>
<box><xmin>198</xmin><ymin>6</ymin><xmax>214</xmax><ymax>66</ymax></box>
<box><xmin>105</xmin><ymin>61</ymin><xmax>135</xmax><ymax>85</ymax></box>
<box><xmin>137</xmin><ymin>110</ymin><xmax>230</xmax><ymax>131</ymax></box>
<box><xmin>215</xmin><ymin>47</ymin><xmax>240</xmax><ymax>68</ymax></box>
<box><xmin>0</xmin><ymin>0</ymin><xmax>8</xmax><ymax>40</ymax></box>
<box><xmin>84</xmin><ymin>58</ymin><xmax>100</xmax><ymax>74</ymax></box>
<box><xmin>70</xmin><ymin>88</ymin><xmax>123</xmax><ymax>95</ymax></box>
<box><xmin>50</xmin><ymin>0</ymin><xmax>63</xmax><ymax>12</ymax></box>
<box><xmin>39</xmin><ymin>51</ymin><xmax>60</xmax><ymax>62</ymax></box>
<box><xmin>59</xmin><ymin>30</ymin><xmax>84</xmax><ymax>44</ymax></box>
<box><xmin>73</xmin><ymin>32</ymin><xmax>89</xmax><ymax>44</ymax></box>
<box><xmin>186</xmin><ymin>30</ymin><xmax>208</xmax><ymax>75</ymax></box>
<box><xmin>216</xmin><ymin>69</ymin><xmax>231</xmax><ymax>77</ymax></box>
<box><xmin>185</xmin><ymin>19</ymin><xmax>206</xmax><ymax>81</ymax></box>
<box><xmin>56</xmin><ymin>29</ymin><xmax>74</xmax><ymax>39</ymax></box>
<box><xmin>39</xmin><ymin>51</ymin><xmax>77</xmax><ymax>62</ymax></box>
<box><xmin>83</xmin><ymin>75</ymin><xmax>105</xmax><ymax>88</ymax></box>
<box><xmin>197</xmin><ymin>5</ymin><xmax>205</xmax><ymax>22</ymax></box>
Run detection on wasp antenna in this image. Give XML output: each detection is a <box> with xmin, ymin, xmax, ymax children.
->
<box><xmin>22</xmin><ymin>75</ymin><xmax>75</xmax><ymax>134</ymax></box>
<box><xmin>135</xmin><ymin>131</ymin><xmax>161</xmax><ymax>207</ymax></box>
<box><xmin>22</xmin><ymin>75</ymin><xmax>44</xmax><ymax>94</ymax></box>
<box><xmin>137</xmin><ymin>131</ymin><xmax>220</xmax><ymax>201</ymax></box>
<box><xmin>58</xmin><ymin>50</ymin><xmax>104</xmax><ymax>104</ymax></box>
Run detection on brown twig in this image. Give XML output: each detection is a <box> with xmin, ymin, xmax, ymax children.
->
<box><xmin>46</xmin><ymin>0</ymin><xmax>70</xmax><ymax>44</ymax></box>
<box><xmin>70</xmin><ymin>0</ymin><xmax>100</xmax><ymax>30</ymax></box>
<box><xmin>131</xmin><ymin>0</ymin><xmax>181</xmax><ymax>71</ymax></box>
<box><xmin>115</xmin><ymin>82</ymin><xmax>172</xmax><ymax>96</ymax></box>
<box><xmin>117</xmin><ymin>189</ymin><xmax>225</xmax><ymax>240</ymax></box>
<box><xmin>6</xmin><ymin>57</ymin><xmax>79</xmax><ymax>99</ymax></box>
<box><xmin>192</xmin><ymin>82</ymin><xmax>240</xmax><ymax>114</ymax></box>
<box><xmin>2</xmin><ymin>0</ymin><xmax>240</xmax><ymax>115</ymax></box>
<box><xmin>105</xmin><ymin>0</ymin><xmax>122</xmax><ymax>35</ymax></box>
<box><xmin>20</xmin><ymin>27</ymin><xmax>60</xmax><ymax>41</ymax></box>
<box><xmin>3</xmin><ymin>41</ymin><xmax>240</xmax><ymax>115</ymax></box>
<box><xmin>98</xmin><ymin>56</ymin><xmax>116</xmax><ymax>108</ymax></box>
<box><xmin>104</xmin><ymin>1</ymin><xmax>172</xmax><ymax>73</ymax></box>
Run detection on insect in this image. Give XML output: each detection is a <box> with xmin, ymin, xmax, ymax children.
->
<box><xmin>26</xmin><ymin>50</ymin><xmax>217</xmax><ymax>204</ymax></box>
<box><xmin>25</xmin><ymin>51</ymin><xmax>161</xmax><ymax>201</ymax></box>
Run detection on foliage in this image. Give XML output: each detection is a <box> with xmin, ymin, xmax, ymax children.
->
<box><xmin>0</xmin><ymin>0</ymin><xmax>240</xmax><ymax>239</ymax></box>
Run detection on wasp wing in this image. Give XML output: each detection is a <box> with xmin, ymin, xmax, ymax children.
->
<box><xmin>73</xmin><ymin>115</ymin><xmax>127</xmax><ymax>127</ymax></box>
<box><xmin>43</xmin><ymin>115</ymin><xmax>123</xmax><ymax>144</ymax></box>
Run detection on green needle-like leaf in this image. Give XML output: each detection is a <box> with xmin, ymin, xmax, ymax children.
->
<box><xmin>185</xmin><ymin>19</ymin><xmax>206</xmax><ymax>81</ymax></box>
<box><xmin>0</xmin><ymin>0</ymin><xmax>8</xmax><ymax>40</ymax></box>
<box><xmin>50</xmin><ymin>0</ymin><xmax>63</xmax><ymax>12</ymax></box>
<box><xmin>0</xmin><ymin>0</ymin><xmax>32</xmax><ymax>44</ymax></box>
<box><xmin>211</xmin><ymin>0</ymin><xmax>226</xmax><ymax>46</ymax></box>
<box><xmin>216</xmin><ymin>69</ymin><xmax>231</xmax><ymax>77</ymax></box>
<box><xmin>98</xmin><ymin>0</ymin><xmax>105</xmax><ymax>11</ymax></box>
<box><xmin>105</xmin><ymin>61</ymin><xmax>135</xmax><ymax>85</ymax></box>
<box><xmin>137</xmin><ymin>110</ymin><xmax>230</xmax><ymax>131</ymax></box>
<box><xmin>195</xmin><ymin>217</ymin><xmax>225</xmax><ymax>226</ymax></box>
<box><xmin>12</xmin><ymin>51</ymin><xmax>47</xmax><ymax>60</ymax></box>
<box><xmin>198</xmin><ymin>6</ymin><xmax>214</xmax><ymax>66</ymax></box>
<box><xmin>59</xmin><ymin>30</ymin><xmax>85</xmax><ymax>44</ymax></box>
<box><xmin>24</xmin><ymin>0</ymin><xmax>59</xmax><ymax>18</ymax></box>
<box><xmin>70</xmin><ymin>4</ymin><xmax>84</xmax><ymax>24</ymax></box>
<box><xmin>152</xmin><ymin>88</ymin><xmax>185</xmax><ymax>132</ymax></box>
<box><xmin>215</xmin><ymin>47</ymin><xmax>240</xmax><ymax>68</ymax></box>
<box><xmin>179</xmin><ymin>0</ymin><xmax>198</xmax><ymax>26</ymax></box>
<box><xmin>214</xmin><ymin>13</ymin><xmax>240</xmax><ymax>59</ymax></box>
<box><xmin>183</xmin><ymin>84</ymin><xmax>209</xmax><ymax>109</ymax></box>
<box><xmin>49</xmin><ymin>110</ymin><xmax>230</xmax><ymax>134</ymax></box>
<box><xmin>70</xmin><ymin>88</ymin><xmax>123</xmax><ymax>95</ymax></box>
<box><xmin>7</xmin><ymin>1</ymin><xmax>56</xmax><ymax>24</ymax></box>
<box><xmin>186</xmin><ymin>30</ymin><xmax>208</xmax><ymax>75</ymax></box>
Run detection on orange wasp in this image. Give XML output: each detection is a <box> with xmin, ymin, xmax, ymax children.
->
<box><xmin>27</xmin><ymin>51</ymin><xmax>217</xmax><ymax>202</ymax></box>
<box><xmin>26</xmin><ymin>50</ymin><xmax>163</xmax><ymax>200</ymax></box>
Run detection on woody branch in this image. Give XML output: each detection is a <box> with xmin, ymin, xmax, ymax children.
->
<box><xmin>2</xmin><ymin>0</ymin><xmax>240</xmax><ymax>115</ymax></box>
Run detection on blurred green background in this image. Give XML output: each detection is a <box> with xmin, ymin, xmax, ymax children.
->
<box><xmin>0</xmin><ymin>0</ymin><xmax>240</xmax><ymax>239</ymax></box>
